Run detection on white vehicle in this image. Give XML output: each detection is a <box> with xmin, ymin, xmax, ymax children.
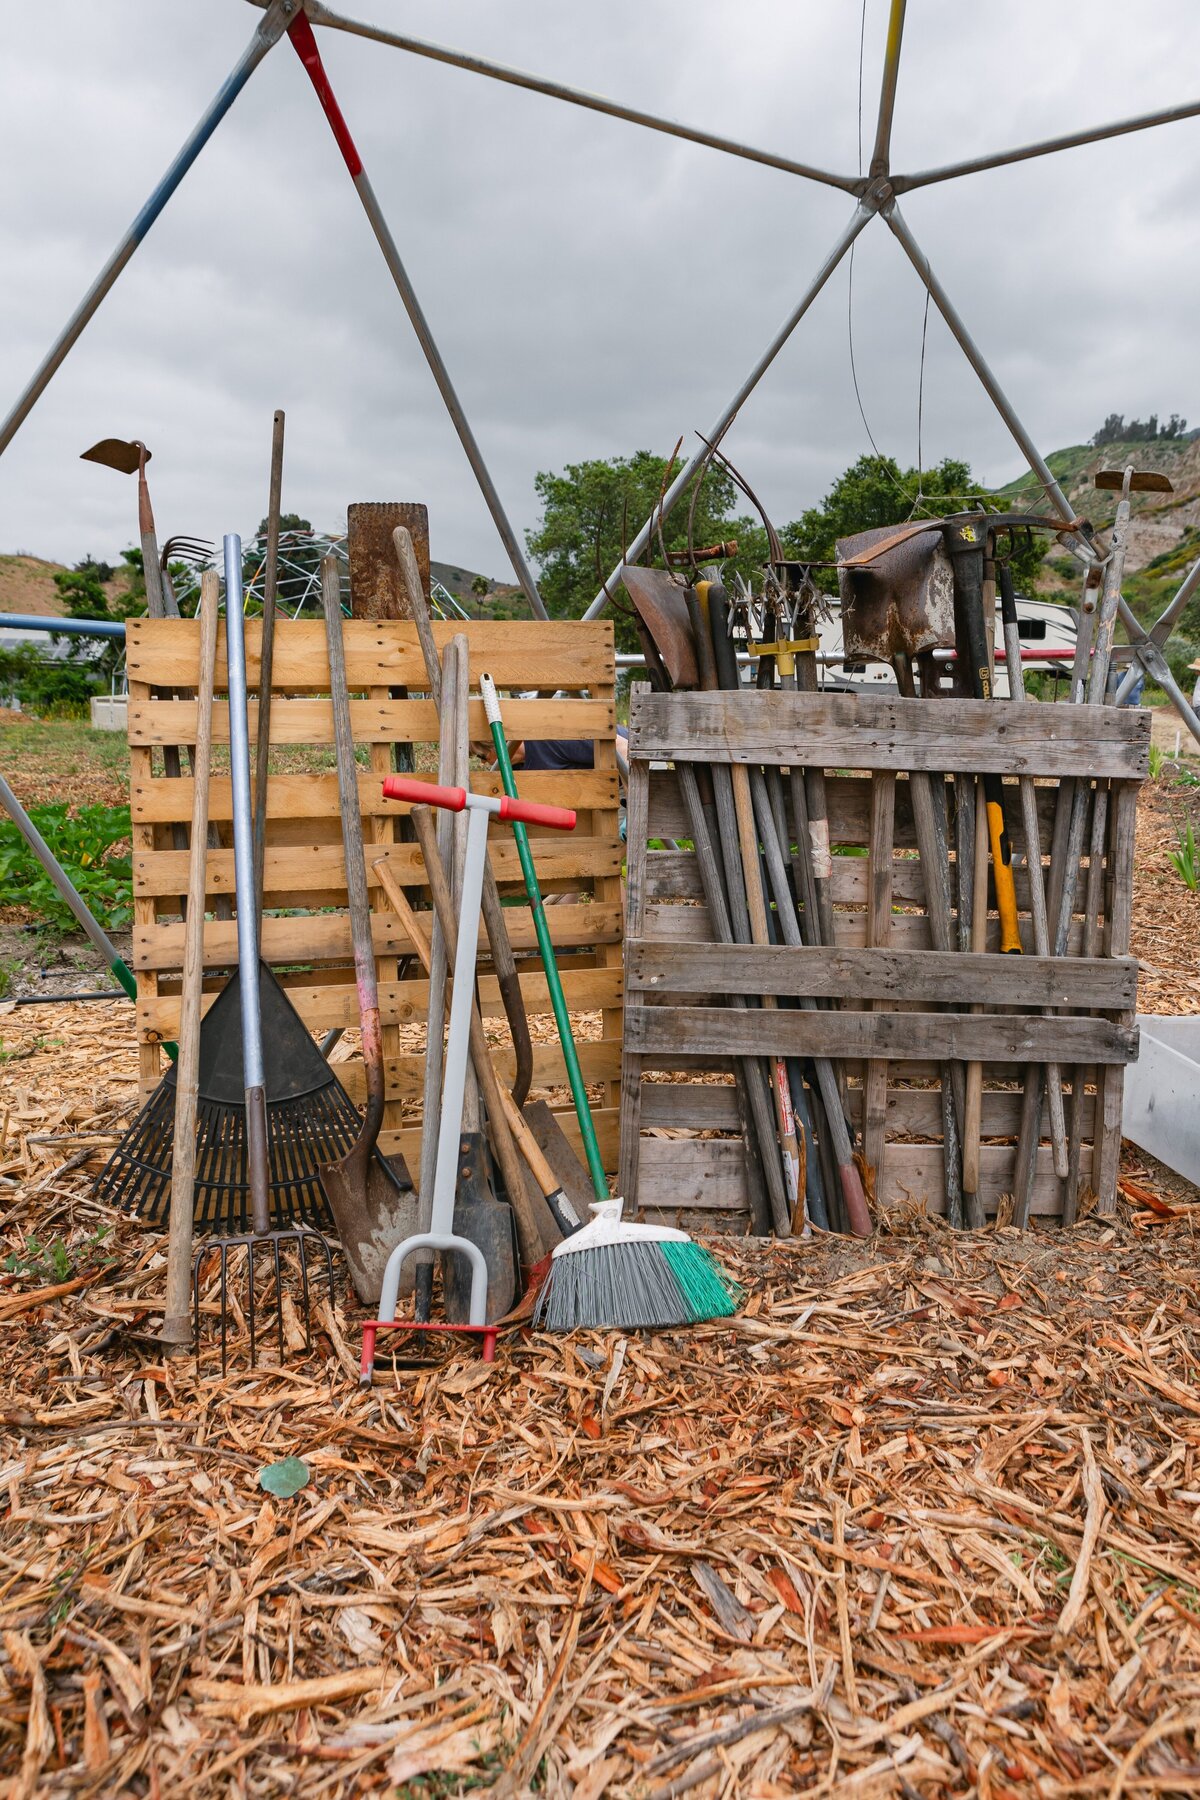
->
<box><xmin>817</xmin><ymin>593</ymin><xmax>1078</xmax><ymax>697</ymax></box>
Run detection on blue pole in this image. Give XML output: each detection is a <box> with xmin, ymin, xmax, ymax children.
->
<box><xmin>0</xmin><ymin>613</ymin><xmax>127</xmax><ymax>640</ymax></box>
<box><xmin>0</xmin><ymin>3</ymin><xmax>294</xmax><ymax>459</ymax></box>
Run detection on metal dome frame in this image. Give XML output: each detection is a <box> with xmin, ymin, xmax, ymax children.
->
<box><xmin>2</xmin><ymin>0</ymin><xmax>1198</xmax><ymax>737</ymax></box>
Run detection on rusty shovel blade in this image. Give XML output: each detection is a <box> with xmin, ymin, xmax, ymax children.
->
<box><xmin>319</xmin><ymin>1143</ymin><xmax>417</xmax><ymax>1309</ymax></box>
<box><xmin>836</xmin><ymin>523</ymin><xmax>956</xmax><ymax>663</ymax></box>
<box><xmin>620</xmin><ymin>565</ymin><xmax>701</xmax><ymax>692</ymax></box>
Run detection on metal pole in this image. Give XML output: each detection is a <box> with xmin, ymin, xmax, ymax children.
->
<box><xmin>223</xmin><ymin>534</ymin><xmax>265</xmax><ymax>1091</ymax></box>
<box><xmin>287</xmin><ymin>13</ymin><xmax>549</xmax><ymax>619</ymax></box>
<box><xmin>1115</xmin><ymin>548</ymin><xmax>1200</xmax><ymax>706</ymax></box>
<box><xmin>893</xmin><ymin>96</ymin><xmax>1200</xmax><ymax>193</ymax></box>
<box><xmin>581</xmin><ymin>202</ymin><xmax>875</xmax><ymax>620</ymax></box>
<box><xmin>869</xmin><ymin>0</ymin><xmax>907</xmax><ymax>176</ymax></box>
<box><xmin>883</xmin><ymin>203</ymin><xmax>1086</xmax><ymax>534</ymax></box>
<box><xmin>304</xmin><ymin>0</ymin><xmax>860</xmax><ymax>194</ymax></box>
<box><xmin>0</xmin><ymin>2</ymin><xmax>294</xmax><ymax>459</ymax></box>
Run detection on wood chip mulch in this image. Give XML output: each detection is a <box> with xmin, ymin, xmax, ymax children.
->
<box><xmin>2</xmin><ymin>1001</ymin><xmax>1200</xmax><ymax>1797</ymax></box>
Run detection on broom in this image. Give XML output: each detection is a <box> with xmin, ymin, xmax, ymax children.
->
<box><xmin>478</xmin><ymin>673</ymin><xmax>741</xmax><ymax>1331</ymax></box>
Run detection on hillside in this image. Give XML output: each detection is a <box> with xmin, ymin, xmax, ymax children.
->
<box><xmin>996</xmin><ymin>437</ymin><xmax>1200</xmax><ymax>655</ymax></box>
<box><xmin>0</xmin><ymin>554</ymin><xmax>72</xmax><ymax>616</ymax></box>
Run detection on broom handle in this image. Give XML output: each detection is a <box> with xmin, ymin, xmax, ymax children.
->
<box><xmin>478</xmin><ymin>675</ymin><xmax>610</xmax><ymax>1206</ymax></box>
<box><xmin>162</xmin><ymin>569</ymin><xmax>219</xmax><ymax>1348</ymax></box>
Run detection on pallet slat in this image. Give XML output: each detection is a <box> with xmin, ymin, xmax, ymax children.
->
<box><xmin>126</xmin><ymin>617</ymin><xmax>615</xmax><ymax>689</ymax></box>
<box><xmin>630</xmin><ymin>690</ymin><xmax>1149</xmax><ymax>778</ymax></box>
<box><xmin>132</xmin><ymin>902</ymin><xmax>623</xmax><ymax>973</ymax></box>
<box><xmin>626</xmin><ymin>1004</ymin><xmax>1137</xmax><ymax>1065</ymax></box>
<box><xmin>627</xmin><ymin>940</ymin><xmax>1137</xmax><ymax>1010</ymax></box>
<box><xmin>128</xmin><ymin>696</ymin><xmax>614</xmax><ymax>747</ymax></box>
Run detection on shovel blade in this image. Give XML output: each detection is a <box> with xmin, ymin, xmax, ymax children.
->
<box><xmin>836</xmin><ymin>524</ymin><xmax>956</xmax><ymax>663</ymax></box>
<box><xmin>620</xmin><ymin>565</ymin><xmax>700</xmax><ymax>692</ymax></box>
<box><xmin>443</xmin><ymin>1133</ymin><xmax>518</xmax><ymax>1324</ymax></box>
<box><xmin>320</xmin><ymin>1145</ymin><xmax>417</xmax><ymax>1307</ymax></box>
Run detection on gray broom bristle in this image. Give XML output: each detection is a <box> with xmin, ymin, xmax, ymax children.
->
<box><xmin>533</xmin><ymin>1240</ymin><xmax>740</xmax><ymax>1333</ymax></box>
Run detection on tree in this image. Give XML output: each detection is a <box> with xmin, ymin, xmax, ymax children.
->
<box><xmin>526</xmin><ymin>450</ymin><xmax>764</xmax><ymax>650</ymax></box>
<box><xmin>782</xmin><ymin>454</ymin><xmax>975</xmax><ymax>593</ymax></box>
<box><xmin>50</xmin><ymin>555</ymin><xmax>143</xmax><ymax>689</ymax></box>
<box><xmin>1092</xmin><ymin>411</ymin><xmax>1189</xmax><ymax>446</ymax></box>
<box><xmin>782</xmin><ymin>453</ymin><xmax>1048</xmax><ymax>595</ymax></box>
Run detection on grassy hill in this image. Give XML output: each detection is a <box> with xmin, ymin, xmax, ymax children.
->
<box><xmin>996</xmin><ymin>438</ymin><xmax>1200</xmax><ymax>664</ymax></box>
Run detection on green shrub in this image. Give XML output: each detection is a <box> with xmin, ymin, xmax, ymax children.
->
<box><xmin>0</xmin><ymin>646</ymin><xmax>102</xmax><ymax>717</ymax></box>
<box><xmin>0</xmin><ymin>802</ymin><xmax>132</xmax><ymax>931</ymax></box>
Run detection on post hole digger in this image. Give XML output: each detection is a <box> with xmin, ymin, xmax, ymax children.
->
<box><xmin>359</xmin><ymin>776</ymin><xmax>578</xmax><ymax>1376</ymax></box>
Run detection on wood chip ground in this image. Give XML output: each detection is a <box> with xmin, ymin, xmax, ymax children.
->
<box><xmin>0</xmin><ymin>760</ymin><xmax>1198</xmax><ymax>1795</ymax></box>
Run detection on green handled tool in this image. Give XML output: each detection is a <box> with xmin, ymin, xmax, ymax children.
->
<box><xmin>478</xmin><ymin>674</ymin><xmax>609</xmax><ymax>1206</ymax></box>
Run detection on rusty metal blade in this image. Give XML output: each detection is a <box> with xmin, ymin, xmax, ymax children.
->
<box><xmin>619</xmin><ymin>565</ymin><xmax>700</xmax><ymax>691</ymax></box>
<box><xmin>836</xmin><ymin>523</ymin><xmax>956</xmax><ymax>663</ymax></box>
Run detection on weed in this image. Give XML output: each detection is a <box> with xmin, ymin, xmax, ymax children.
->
<box><xmin>394</xmin><ymin>1742</ymin><xmax>542</xmax><ymax>1797</ymax></box>
<box><xmin>1168</xmin><ymin>819</ymin><xmax>1199</xmax><ymax>891</ymax></box>
<box><xmin>3</xmin><ymin>1226</ymin><xmax>111</xmax><ymax>1284</ymax></box>
<box><xmin>1148</xmin><ymin>741</ymin><xmax>1165</xmax><ymax>780</ymax></box>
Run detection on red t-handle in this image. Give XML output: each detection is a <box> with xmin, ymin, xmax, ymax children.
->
<box><xmin>496</xmin><ymin>793</ymin><xmax>577</xmax><ymax>831</ymax></box>
<box><xmin>382</xmin><ymin>775</ymin><xmax>576</xmax><ymax>832</ymax></box>
<box><xmin>382</xmin><ymin>776</ymin><xmax>466</xmax><ymax>812</ymax></box>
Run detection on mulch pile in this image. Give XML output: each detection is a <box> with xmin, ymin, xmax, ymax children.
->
<box><xmin>2</xmin><ymin>997</ymin><xmax>1199</xmax><ymax>1797</ymax></box>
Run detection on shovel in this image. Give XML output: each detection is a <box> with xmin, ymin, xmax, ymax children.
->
<box><xmin>619</xmin><ymin>564</ymin><xmax>701</xmax><ymax>692</ymax></box>
<box><xmin>319</xmin><ymin>557</ymin><xmax>418</xmax><ymax>1306</ymax></box>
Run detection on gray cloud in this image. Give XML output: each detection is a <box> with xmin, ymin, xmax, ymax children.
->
<box><xmin>1</xmin><ymin>0</ymin><xmax>1198</xmax><ymax>580</ymax></box>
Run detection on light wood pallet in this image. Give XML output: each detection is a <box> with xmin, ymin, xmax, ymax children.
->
<box><xmin>126</xmin><ymin>616</ymin><xmax>623</xmax><ymax>1174</ymax></box>
<box><xmin>621</xmin><ymin>688</ymin><xmax>1147</xmax><ymax>1231</ymax></box>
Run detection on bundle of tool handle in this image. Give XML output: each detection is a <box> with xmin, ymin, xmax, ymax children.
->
<box><xmin>620</xmin><ymin>476</ymin><xmax>1147</xmax><ymax>1232</ymax></box>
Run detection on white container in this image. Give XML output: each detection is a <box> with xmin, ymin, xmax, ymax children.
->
<box><xmin>89</xmin><ymin>695</ymin><xmax>128</xmax><ymax>732</ymax></box>
<box><xmin>1122</xmin><ymin>1015</ymin><xmax>1200</xmax><ymax>1186</ymax></box>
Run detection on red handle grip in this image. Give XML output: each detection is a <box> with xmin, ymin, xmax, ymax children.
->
<box><xmin>381</xmin><ymin>776</ymin><xmax>576</xmax><ymax>831</ymax></box>
<box><xmin>382</xmin><ymin>776</ymin><xmax>466</xmax><ymax>812</ymax></box>
<box><xmin>499</xmin><ymin>794</ymin><xmax>576</xmax><ymax>832</ymax></box>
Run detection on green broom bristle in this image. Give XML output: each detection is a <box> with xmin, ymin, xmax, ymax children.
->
<box><xmin>533</xmin><ymin>1237</ymin><xmax>740</xmax><ymax>1333</ymax></box>
<box><xmin>658</xmin><ymin>1241</ymin><xmax>742</xmax><ymax>1321</ymax></box>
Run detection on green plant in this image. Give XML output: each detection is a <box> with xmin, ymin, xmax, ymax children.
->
<box><xmin>1149</xmin><ymin>741</ymin><xmax>1165</xmax><ymax>780</ymax></box>
<box><xmin>3</xmin><ymin>1226</ymin><xmax>111</xmax><ymax>1283</ymax></box>
<box><xmin>1168</xmin><ymin>819</ymin><xmax>1199</xmax><ymax>891</ymax></box>
<box><xmin>0</xmin><ymin>801</ymin><xmax>132</xmax><ymax>931</ymax></box>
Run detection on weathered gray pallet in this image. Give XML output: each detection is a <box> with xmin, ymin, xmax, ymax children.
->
<box><xmin>621</xmin><ymin>698</ymin><xmax>1142</xmax><ymax>1232</ymax></box>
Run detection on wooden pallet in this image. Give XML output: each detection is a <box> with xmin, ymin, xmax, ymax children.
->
<box><xmin>126</xmin><ymin>616</ymin><xmax>622</xmax><ymax>1173</ymax></box>
<box><xmin>621</xmin><ymin>688</ymin><xmax>1147</xmax><ymax>1230</ymax></box>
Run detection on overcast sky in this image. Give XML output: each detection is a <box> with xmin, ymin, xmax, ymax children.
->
<box><xmin>2</xmin><ymin>1</ymin><xmax>1198</xmax><ymax>583</ymax></box>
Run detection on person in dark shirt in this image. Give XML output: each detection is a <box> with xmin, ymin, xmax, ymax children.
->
<box><xmin>509</xmin><ymin>727</ymin><xmax>629</xmax><ymax>772</ymax></box>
